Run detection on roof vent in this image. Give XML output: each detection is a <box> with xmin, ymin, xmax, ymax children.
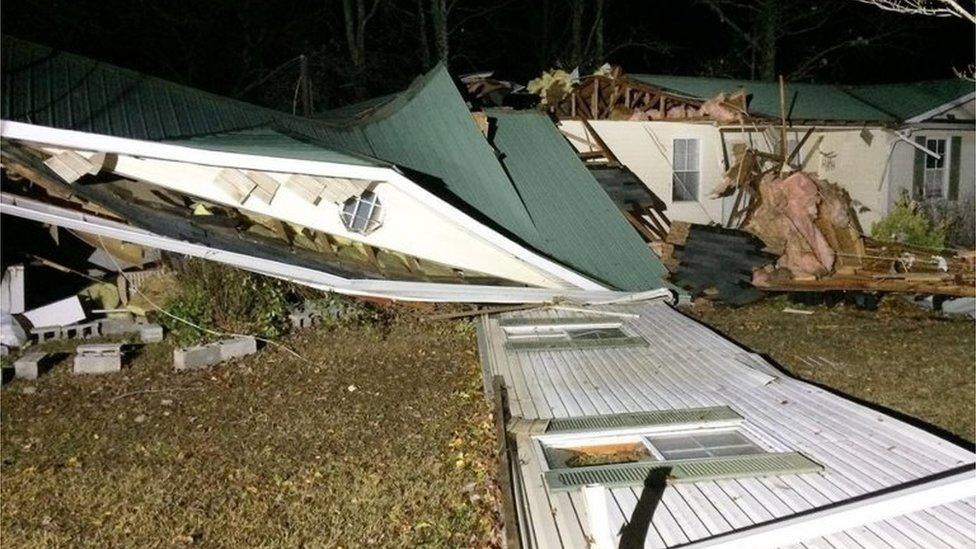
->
<box><xmin>340</xmin><ymin>191</ymin><xmax>383</xmax><ymax>235</ymax></box>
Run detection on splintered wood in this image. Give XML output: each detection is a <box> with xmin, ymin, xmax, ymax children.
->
<box><xmin>550</xmin><ymin>66</ymin><xmax>749</xmax><ymax>123</ymax></box>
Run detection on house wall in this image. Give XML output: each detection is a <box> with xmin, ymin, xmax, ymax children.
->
<box><xmin>888</xmin><ymin>126</ymin><xmax>976</xmax><ymax>208</ymax></box>
<box><xmin>559</xmin><ymin>119</ymin><xmax>726</xmax><ymax>225</ymax></box>
<box><xmin>561</xmin><ymin>119</ymin><xmax>896</xmax><ymax>229</ymax></box>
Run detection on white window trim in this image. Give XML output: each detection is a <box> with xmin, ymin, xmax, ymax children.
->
<box><xmin>922</xmin><ymin>137</ymin><xmax>951</xmax><ymax>200</ymax></box>
<box><xmin>537</xmin><ymin>425</ymin><xmax>776</xmax><ymax>471</ymax></box>
<box><xmin>672</xmin><ymin>137</ymin><xmax>702</xmax><ymax>203</ymax></box>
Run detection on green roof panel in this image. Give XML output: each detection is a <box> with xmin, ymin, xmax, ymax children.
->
<box><xmin>630</xmin><ymin>74</ymin><xmax>896</xmax><ymax>122</ymax></box>
<box><xmin>487</xmin><ymin>109</ymin><xmax>668</xmax><ymax>290</ymax></box>
<box><xmin>844</xmin><ymin>79</ymin><xmax>975</xmax><ymax>120</ymax></box>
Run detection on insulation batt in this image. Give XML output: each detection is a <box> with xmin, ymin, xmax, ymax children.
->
<box><xmin>746</xmin><ymin>171</ymin><xmax>836</xmax><ymax>277</ymax></box>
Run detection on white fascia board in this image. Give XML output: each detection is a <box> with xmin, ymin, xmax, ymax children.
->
<box><xmin>0</xmin><ymin>120</ymin><xmax>606</xmax><ymax>291</ymax></box>
<box><xmin>0</xmin><ymin>193</ymin><xmax>625</xmax><ymax>304</ymax></box>
<box><xmin>905</xmin><ymin>91</ymin><xmax>976</xmax><ymax>124</ymax></box>
<box><xmin>683</xmin><ymin>466</ymin><xmax>976</xmax><ymax>549</ymax></box>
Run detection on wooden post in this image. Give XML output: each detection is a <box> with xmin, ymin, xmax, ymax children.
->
<box><xmin>778</xmin><ymin>75</ymin><xmax>787</xmax><ymax>166</ymax></box>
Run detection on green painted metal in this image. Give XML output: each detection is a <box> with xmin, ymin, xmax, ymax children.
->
<box><xmin>171</xmin><ymin>128</ymin><xmax>382</xmax><ymax>166</ymax></box>
<box><xmin>845</xmin><ymin>80</ymin><xmax>975</xmax><ymax>121</ymax></box>
<box><xmin>498</xmin><ymin>316</ymin><xmax>622</xmax><ymax>327</ymax></box>
<box><xmin>546</xmin><ymin>406</ymin><xmax>742</xmax><ymax>434</ymax></box>
<box><xmin>630</xmin><ymin>74</ymin><xmax>972</xmax><ymax>123</ymax></box>
<box><xmin>505</xmin><ymin>336</ymin><xmax>648</xmax><ymax>352</ymax></box>
<box><xmin>544</xmin><ymin>452</ymin><xmax>823</xmax><ymax>492</ymax></box>
<box><xmin>306</xmin><ymin>66</ymin><xmax>541</xmax><ymax>244</ymax></box>
<box><xmin>0</xmin><ymin>36</ymin><xmax>380</xmax><ymax>168</ymax></box>
<box><xmin>486</xmin><ymin>109</ymin><xmax>669</xmax><ymax>291</ymax></box>
<box><xmin>1</xmin><ymin>36</ymin><xmax>671</xmax><ymax>290</ymax></box>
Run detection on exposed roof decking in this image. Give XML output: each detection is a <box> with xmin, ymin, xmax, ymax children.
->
<box><xmin>481</xmin><ymin>301</ymin><xmax>976</xmax><ymax>548</ymax></box>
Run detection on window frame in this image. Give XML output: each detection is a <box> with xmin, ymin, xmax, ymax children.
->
<box><xmin>923</xmin><ymin>137</ymin><xmax>949</xmax><ymax>200</ymax></box>
<box><xmin>340</xmin><ymin>190</ymin><xmax>384</xmax><ymax>235</ymax></box>
<box><xmin>538</xmin><ymin>426</ymin><xmax>769</xmax><ymax>470</ymax></box>
<box><xmin>671</xmin><ymin>137</ymin><xmax>701</xmax><ymax>202</ymax></box>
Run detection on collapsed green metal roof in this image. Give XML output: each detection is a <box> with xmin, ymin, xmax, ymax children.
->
<box><xmin>486</xmin><ymin>109</ymin><xmax>667</xmax><ymax>291</ymax></box>
<box><xmin>1</xmin><ymin>35</ymin><xmax>669</xmax><ymax>291</ymax></box>
<box><xmin>844</xmin><ymin>80</ymin><xmax>975</xmax><ymax>121</ymax></box>
<box><xmin>630</xmin><ymin>74</ymin><xmax>973</xmax><ymax>123</ymax></box>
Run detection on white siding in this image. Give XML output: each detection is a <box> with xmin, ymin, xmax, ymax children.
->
<box><xmin>482</xmin><ymin>301</ymin><xmax>976</xmax><ymax>549</ymax></box>
<box><xmin>560</xmin><ymin>120</ymin><xmax>726</xmax><ymax>225</ymax></box>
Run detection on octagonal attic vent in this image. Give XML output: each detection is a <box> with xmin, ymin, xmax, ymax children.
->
<box><xmin>340</xmin><ymin>191</ymin><xmax>383</xmax><ymax>235</ymax></box>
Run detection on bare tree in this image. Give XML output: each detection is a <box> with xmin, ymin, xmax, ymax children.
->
<box><xmin>853</xmin><ymin>0</ymin><xmax>976</xmax><ymax>23</ymax></box>
<box><xmin>342</xmin><ymin>0</ymin><xmax>382</xmax><ymax>72</ymax></box>
<box><xmin>697</xmin><ymin>0</ymin><xmax>903</xmax><ymax>80</ymax></box>
<box><xmin>430</xmin><ymin>0</ymin><xmax>449</xmax><ymax>63</ymax></box>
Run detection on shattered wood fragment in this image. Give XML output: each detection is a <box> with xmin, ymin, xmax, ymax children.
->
<box><xmin>213</xmin><ymin>168</ymin><xmax>257</xmax><ymax>203</ymax></box>
<box><xmin>44</xmin><ymin>150</ymin><xmax>97</xmax><ymax>183</ymax></box>
<box><xmin>284</xmin><ymin>174</ymin><xmax>325</xmax><ymax>205</ymax></box>
<box><xmin>318</xmin><ymin>177</ymin><xmax>366</xmax><ymax>203</ymax></box>
<box><xmin>246</xmin><ymin>171</ymin><xmax>281</xmax><ymax>204</ymax></box>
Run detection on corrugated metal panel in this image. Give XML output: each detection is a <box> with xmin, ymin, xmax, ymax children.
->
<box><xmin>170</xmin><ymin>128</ymin><xmax>380</xmax><ymax>167</ymax></box>
<box><xmin>629</xmin><ymin>74</ymin><xmax>899</xmax><ymax>122</ymax></box>
<box><xmin>844</xmin><ymin>80</ymin><xmax>975</xmax><ymax>120</ymax></box>
<box><xmin>546</xmin><ymin>406</ymin><xmax>741</xmax><ymax>434</ymax></box>
<box><xmin>484</xmin><ymin>302</ymin><xmax>976</xmax><ymax>548</ymax></box>
<box><xmin>2</xmin><ymin>36</ymin><xmax>277</xmax><ymax>139</ymax></box>
<box><xmin>307</xmin><ymin>65</ymin><xmax>541</xmax><ymax>244</ymax></box>
<box><xmin>544</xmin><ymin>452</ymin><xmax>823</xmax><ymax>492</ymax></box>
<box><xmin>487</xmin><ymin>109</ymin><xmax>669</xmax><ymax>291</ymax></box>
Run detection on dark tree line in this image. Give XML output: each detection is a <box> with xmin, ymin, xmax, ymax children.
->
<box><xmin>4</xmin><ymin>0</ymin><xmax>973</xmax><ymax>111</ymax></box>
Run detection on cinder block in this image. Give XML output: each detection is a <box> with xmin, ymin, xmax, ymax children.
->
<box><xmin>174</xmin><ymin>343</ymin><xmax>222</xmax><ymax>371</ymax></box>
<box><xmin>30</xmin><ymin>326</ymin><xmax>62</xmax><ymax>343</ymax></box>
<box><xmin>218</xmin><ymin>336</ymin><xmax>257</xmax><ymax>361</ymax></box>
<box><xmin>138</xmin><ymin>324</ymin><xmax>164</xmax><ymax>343</ymax></box>
<box><xmin>98</xmin><ymin>317</ymin><xmax>141</xmax><ymax>335</ymax></box>
<box><xmin>14</xmin><ymin>352</ymin><xmax>48</xmax><ymax>380</ymax></box>
<box><xmin>74</xmin><ymin>343</ymin><xmax>123</xmax><ymax>375</ymax></box>
<box><xmin>62</xmin><ymin>321</ymin><xmax>100</xmax><ymax>340</ymax></box>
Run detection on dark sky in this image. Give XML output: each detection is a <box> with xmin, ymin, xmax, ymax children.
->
<box><xmin>3</xmin><ymin>0</ymin><xmax>974</xmax><ymax>111</ymax></box>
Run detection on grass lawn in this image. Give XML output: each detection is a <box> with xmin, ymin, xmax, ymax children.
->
<box><xmin>683</xmin><ymin>295</ymin><xmax>976</xmax><ymax>444</ymax></box>
<box><xmin>1</xmin><ymin>314</ymin><xmax>501</xmax><ymax>547</ymax></box>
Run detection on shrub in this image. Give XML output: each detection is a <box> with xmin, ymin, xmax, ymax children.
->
<box><xmin>871</xmin><ymin>193</ymin><xmax>947</xmax><ymax>250</ymax></box>
<box><xmin>304</xmin><ymin>293</ymin><xmax>380</xmax><ymax>328</ymax></box>
<box><xmin>159</xmin><ymin>260</ymin><xmax>291</xmax><ymax>346</ymax></box>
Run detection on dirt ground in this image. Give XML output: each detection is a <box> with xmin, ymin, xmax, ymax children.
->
<box><xmin>1</xmin><ymin>315</ymin><xmax>501</xmax><ymax>547</ymax></box>
<box><xmin>683</xmin><ymin>295</ymin><xmax>976</xmax><ymax>444</ymax></box>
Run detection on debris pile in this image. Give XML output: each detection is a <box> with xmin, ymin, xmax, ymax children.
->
<box><xmin>666</xmin><ymin>146</ymin><xmax>976</xmax><ymax>302</ymax></box>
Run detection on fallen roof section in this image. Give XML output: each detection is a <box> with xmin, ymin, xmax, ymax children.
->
<box><xmin>486</xmin><ymin>108</ymin><xmax>669</xmax><ymax>291</ymax></box>
<box><xmin>1</xmin><ymin>193</ymin><xmax>666</xmax><ymax>304</ymax></box>
<box><xmin>2</xmin><ymin>36</ymin><xmax>671</xmax><ymax>293</ymax></box>
<box><xmin>480</xmin><ymin>301</ymin><xmax>976</xmax><ymax>548</ymax></box>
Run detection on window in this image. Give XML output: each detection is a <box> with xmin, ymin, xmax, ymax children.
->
<box><xmin>340</xmin><ymin>191</ymin><xmax>383</xmax><ymax>234</ymax></box>
<box><xmin>501</xmin><ymin>322</ymin><xmax>646</xmax><ymax>351</ymax></box>
<box><xmin>924</xmin><ymin>138</ymin><xmax>948</xmax><ymax>199</ymax></box>
<box><xmin>644</xmin><ymin>430</ymin><xmax>764</xmax><ymax>460</ymax></box>
<box><xmin>542</xmin><ymin>428</ymin><xmax>767</xmax><ymax>470</ymax></box>
<box><xmin>672</xmin><ymin>138</ymin><xmax>700</xmax><ymax>202</ymax></box>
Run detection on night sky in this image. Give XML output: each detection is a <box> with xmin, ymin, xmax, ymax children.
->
<box><xmin>4</xmin><ymin>0</ymin><xmax>974</xmax><ymax>111</ymax></box>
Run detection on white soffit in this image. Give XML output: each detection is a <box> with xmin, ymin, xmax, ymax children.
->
<box><xmin>0</xmin><ymin>193</ymin><xmax>651</xmax><ymax>304</ymax></box>
<box><xmin>0</xmin><ymin>120</ymin><xmax>606</xmax><ymax>292</ymax></box>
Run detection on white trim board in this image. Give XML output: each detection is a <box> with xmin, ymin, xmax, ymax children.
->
<box><xmin>0</xmin><ymin>193</ymin><xmax>663</xmax><ymax>304</ymax></box>
<box><xmin>0</xmin><ymin>120</ymin><xmax>605</xmax><ymax>291</ymax></box>
<box><xmin>682</xmin><ymin>466</ymin><xmax>976</xmax><ymax>549</ymax></box>
<box><xmin>905</xmin><ymin>91</ymin><xmax>976</xmax><ymax>124</ymax></box>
